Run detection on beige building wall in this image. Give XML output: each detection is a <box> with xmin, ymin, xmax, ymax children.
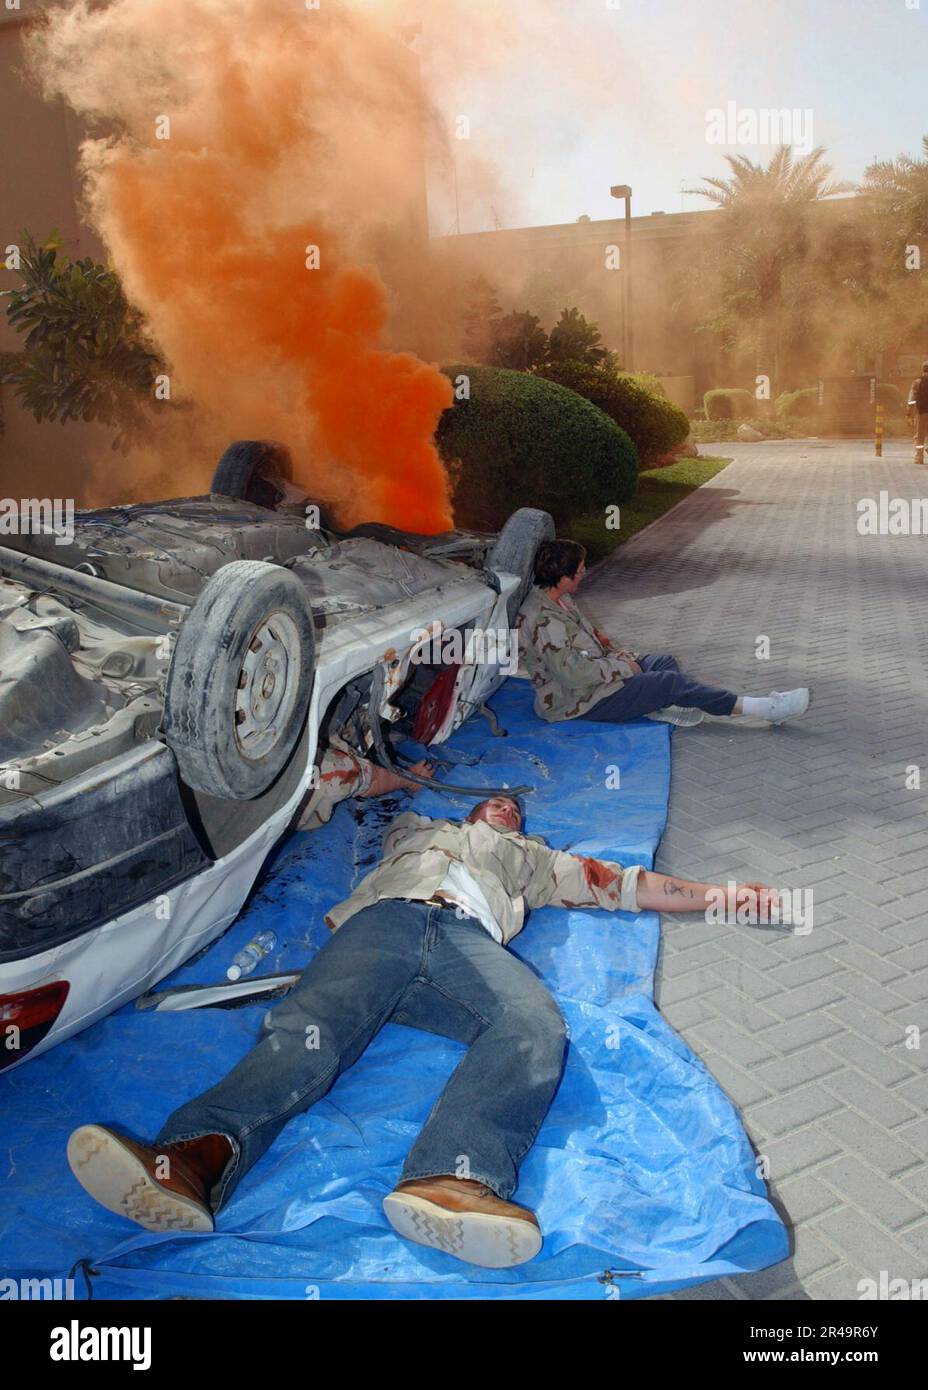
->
<box><xmin>429</xmin><ymin>207</ymin><xmax>730</xmax><ymax>402</ymax></box>
<box><xmin>430</xmin><ymin>197</ymin><xmax>926</xmax><ymax>407</ymax></box>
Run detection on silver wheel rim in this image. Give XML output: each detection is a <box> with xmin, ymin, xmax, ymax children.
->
<box><xmin>234</xmin><ymin>609</ymin><xmax>302</xmax><ymax>762</ymax></box>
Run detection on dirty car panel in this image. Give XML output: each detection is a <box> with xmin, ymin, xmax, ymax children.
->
<box><xmin>0</xmin><ymin>493</ymin><xmax>519</xmax><ymax>1065</ymax></box>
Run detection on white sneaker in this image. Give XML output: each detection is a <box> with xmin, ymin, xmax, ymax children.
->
<box><xmin>645</xmin><ymin>705</ymin><xmax>705</xmax><ymax>727</ymax></box>
<box><xmin>766</xmin><ymin>688</ymin><xmax>810</xmax><ymax>724</ymax></box>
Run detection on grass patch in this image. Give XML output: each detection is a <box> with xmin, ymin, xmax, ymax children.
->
<box><xmin>689</xmin><ymin>418</ymin><xmax>797</xmax><ymax>443</ymax></box>
<box><xmin>569</xmin><ymin>455</ymin><xmax>732</xmax><ymax>563</ymax></box>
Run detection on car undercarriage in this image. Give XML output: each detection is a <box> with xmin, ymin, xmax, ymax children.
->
<box><xmin>0</xmin><ymin>444</ymin><xmax>554</xmax><ymax>1064</ymax></box>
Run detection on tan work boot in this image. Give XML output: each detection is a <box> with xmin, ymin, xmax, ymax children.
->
<box><xmin>383</xmin><ymin>1175</ymin><xmax>542</xmax><ymax>1267</ymax></box>
<box><xmin>67</xmin><ymin>1124</ymin><xmax>233</xmax><ymax>1233</ymax></box>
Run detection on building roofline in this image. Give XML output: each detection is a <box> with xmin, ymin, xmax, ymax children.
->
<box><xmin>432</xmin><ymin>206</ymin><xmax>720</xmax><ymax>244</ymax></box>
<box><xmin>432</xmin><ymin>191</ymin><xmax>864</xmax><ymax>244</ymax></box>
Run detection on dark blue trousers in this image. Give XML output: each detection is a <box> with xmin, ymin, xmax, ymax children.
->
<box><xmin>156</xmin><ymin>900</ymin><xmax>566</xmax><ymax>1211</ymax></box>
<box><xmin>578</xmin><ymin>653</ymin><xmax>738</xmax><ymax>722</ymax></box>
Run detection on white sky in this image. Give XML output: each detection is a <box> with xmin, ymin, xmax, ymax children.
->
<box><xmin>419</xmin><ymin>0</ymin><xmax>926</xmax><ymax>233</ymax></box>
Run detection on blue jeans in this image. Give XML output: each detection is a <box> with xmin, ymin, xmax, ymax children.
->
<box><xmin>579</xmin><ymin>652</ymin><xmax>737</xmax><ymax>721</ymax></box>
<box><xmin>156</xmin><ymin>900</ymin><xmax>567</xmax><ymax>1211</ymax></box>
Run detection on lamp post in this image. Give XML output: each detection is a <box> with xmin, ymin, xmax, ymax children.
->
<box><xmin>610</xmin><ymin>184</ymin><xmax>633</xmax><ymax>370</ymax></box>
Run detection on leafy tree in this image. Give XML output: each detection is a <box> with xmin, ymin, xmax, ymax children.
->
<box><xmin>460</xmin><ymin>276</ymin><xmax>503</xmax><ymax>363</ymax></box>
<box><xmin>689</xmin><ymin>145</ymin><xmax>850</xmax><ymax>212</ymax></box>
<box><xmin>0</xmin><ymin>234</ymin><xmax>169</xmax><ymax>450</ymax></box>
<box><xmin>686</xmin><ymin>146</ymin><xmax>853</xmax><ymax>388</ymax></box>
<box><xmin>489</xmin><ymin>309</ymin><xmax>548</xmax><ymax>370</ymax></box>
<box><xmin>547</xmin><ymin>305</ymin><xmax>610</xmax><ymax>366</ymax></box>
<box><xmin>459</xmin><ymin>287</ymin><xmax>615</xmax><ymax>375</ymax></box>
<box><xmin>861</xmin><ymin>135</ymin><xmax>928</xmax><ymax>251</ymax></box>
<box><xmin>858</xmin><ymin>137</ymin><xmax>928</xmax><ymax>355</ymax></box>
<box><xmin>521</xmin><ymin>267</ymin><xmax>576</xmax><ymax>328</ymax></box>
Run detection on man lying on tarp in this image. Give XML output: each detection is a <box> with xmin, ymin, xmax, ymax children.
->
<box><xmin>517</xmin><ymin>538</ymin><xmax>810</xmax><ymax>728</ymax></box>
<box><xmin>67</xmin><ymin>789</ymin><xmax>780</xmax><ymax>1270</ymax></box>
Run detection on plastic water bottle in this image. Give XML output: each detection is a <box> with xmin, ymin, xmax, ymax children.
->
<box><xmin>227</xmin><ymin>931</ymin><xmax>277</xmax><ymax>981</ymax></box>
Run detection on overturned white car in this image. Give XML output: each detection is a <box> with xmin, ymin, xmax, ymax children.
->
<box><xmin>0</xmin><ymin>441</ymin><xmax>553</xmax><ymax>1070</ymax></box>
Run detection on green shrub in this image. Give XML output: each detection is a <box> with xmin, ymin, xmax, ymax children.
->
<box><xmin>534</xmin><ymin>361</ymin><xmax>688</xmax><ymax>465</ymax></box>
<box><xmin>704</xmin><ymin>388</ymin><xmax>755</xmax><ymax>421</ymax></box>
<box><xmin>437</xmin><ymin>363</ymin><xmax>638</xmax><ymax>530</ymax></box>
<box><xmin>690</xmin><ymin>417</ymin><xmax>799</xmax><ymax>443</ymax></box>
<box><xmin>624</xmin><ymin>371</ymin><xmax>667</xmax><ymax>399</ymax></box>
<box><xmin>775</xmin><ymin>387</ymin><xmax>820</xmax><ymax>420</ymax></box>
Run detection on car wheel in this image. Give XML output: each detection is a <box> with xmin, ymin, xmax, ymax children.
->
<box><xmin>163</xmin><ymin>560</ymin><xmax>316</xmax><ymax>800</ymax></box>
<box><xmin>211</xmin><ymin>440</ymin><xmax>294</xmax><ymax>509</ymax></box>
<box><xmin>488</xmin><ymin>507</ymin><xmax>555</xmax><ymax>623</ymax></box>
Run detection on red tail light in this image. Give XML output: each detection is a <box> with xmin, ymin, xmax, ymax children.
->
<box><xmin>413</xmin><ymin>663</ymin><xmax>462</xmax><ymax>746</ymax></box>
<box><xmin>0</xmin><ymin>981</ymin><xmax>70</xmax><ymax>1070</ymax></box>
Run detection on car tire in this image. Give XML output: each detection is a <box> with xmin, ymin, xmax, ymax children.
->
<box><xmin>488</xmin><ymin>507</ymin><xmax>555</xmax><ymax>623</ymax></box>
<box><xmin>211</xmin><ymin>440</ymin><xmax>294</xmax><ymax>509</ymax></box>
<box><xmin>163</xmin><ymin>560</ymin><xmax>316</xmax><ymax>800</ymax></box>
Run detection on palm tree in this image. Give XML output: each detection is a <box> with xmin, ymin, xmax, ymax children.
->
<box><xmin>860</xmin><ymin>136</ymin><xmax>928</xmax><ymax>247</ymax></box>
<box><xmin>687</xmin><ymin>147</ymin><xmax>853</xmax><ymax>388</ymax></box>
<box><xmin>687</xmin><ymin>146</ymin><xmax>852</xmax><ymax>209</ymax></box>
<box><xmin>858</xmin><ymin>137</ymin><xmax>928</xmax><ymax>365</ymax></box>
<box><xmin>861</xmin><ymin>136</ymin><xmax>928</xmax><ymax>234</ymax></box>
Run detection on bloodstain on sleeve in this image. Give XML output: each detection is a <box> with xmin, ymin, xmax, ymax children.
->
<box><xmin>579</xmin><ymin>857</ymin><xmax>620</xmax><ymax>891</ymax></box>
<box><xmin>320</xmin><ymin>752</ymin><xmax>364</xmax><ymax>788</ymax></box>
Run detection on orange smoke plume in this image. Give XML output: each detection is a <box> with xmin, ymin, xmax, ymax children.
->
<box><xmin>28</xmin><ymin>0</ymin><xmax>453</xmax><ymax>531</ymax></box>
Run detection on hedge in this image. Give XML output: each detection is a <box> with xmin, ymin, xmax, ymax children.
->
<box><xmin>704</xmin><ymin>388</ymin><xmax>756</xmax><ymax>421</ymax></box>
<box><xmin>775</xmin><ymin>387</ymin><xmax>820</xmax><ymax>420</ymax></box>
<box><xmin>623</xmin><ymin>370</ymin><xmax>667</xmax><ymax>399</ymax></box>
<box><xmin>534</xmin><ymin>361</ymin><xmax>689</xmax><ymax>464</ymax></box>
<box><xmin>437</xmin><ymin>363</ymin><xmax>638</xmax><ymax>530</ymax></box>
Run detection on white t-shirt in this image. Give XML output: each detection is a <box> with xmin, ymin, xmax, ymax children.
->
<box><xmin>436</xmin><ymin>861</ymin><xmax>504</xmax><ymax>943</ymax></box>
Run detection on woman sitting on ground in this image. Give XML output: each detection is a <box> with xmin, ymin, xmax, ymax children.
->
<box><xmin>515</xmin><ymin>539</ymin><xmax>810</xmax><ymax>728</ymax></box>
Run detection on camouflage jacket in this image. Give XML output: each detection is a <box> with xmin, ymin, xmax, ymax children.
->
<box><xmin>295</xmin><ymin>738</ymin><xmax>374</xmax><ymax>832</ymax></box>
<box><xmin>908</xmin><ymin>376</ymin><xmax>928</xmax><ymax>412</ymax></box>
<box><xmin>515</xmin><ymin>586</ymin><xmax>638</xmax><ymax>721</ymax></box>
<box><xmin>326</xmin><ymin>811</ymin><xmax>642</xmax><ymax>944</ymax></box>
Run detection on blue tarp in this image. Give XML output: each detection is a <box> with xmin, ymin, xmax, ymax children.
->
<box><xmin>0</xmin><ymin>682</ymin><xmax>787</xmax><ymax>1299</ymax></box>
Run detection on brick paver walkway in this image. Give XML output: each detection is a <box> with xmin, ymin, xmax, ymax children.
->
<box><xmin>584</xmin><ymin>438</ymin><xmax>928</xmax><ymax>1300</ymax></box>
